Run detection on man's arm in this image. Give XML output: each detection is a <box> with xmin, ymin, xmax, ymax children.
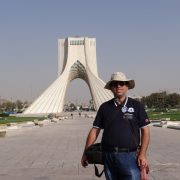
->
<box><xmin>138</xmin><ymin>126</ymin><xmax>150</xmax><ymax>168</ymax></box>
<box><xmin>81</xmin><ymin>127</ymin><xmax>101</xmax><ymax>167</ymax></box>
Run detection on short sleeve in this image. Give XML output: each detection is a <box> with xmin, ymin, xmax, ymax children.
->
<box><xmin>93</xmin><ymin>104</ymin><xmax>104</xmax><ymax>129</ymax></box>
<box><xmin>137</xmin><ymin>103</ymin><xmax>150</xmax><ymax>128</ymax></box>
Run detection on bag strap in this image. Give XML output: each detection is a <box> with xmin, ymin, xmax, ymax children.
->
<box><xmin>94</xmin><ymin>164</ymin><xmax>104</xmax><ymax>177</ymax></box>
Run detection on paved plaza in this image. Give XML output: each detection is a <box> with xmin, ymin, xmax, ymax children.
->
<box><xmin>0</xmin><ymin>114</ymin><xmax>180</xmax><ymax>180</ymax></box>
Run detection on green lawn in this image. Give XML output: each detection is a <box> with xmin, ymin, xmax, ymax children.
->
<box><xmin>0</xmin><ymin>116</ymin><xmax>44</xmax><ymax>125</ymax></box>
<box><xmin>0</xmin><ymin>111</ymin><xmax>180</xmax><ymax>124</ymax></box>
<box><xmin>148</xmin><ymin>111</ymin><xmax>180</xmax><ymax>121</ymax></box>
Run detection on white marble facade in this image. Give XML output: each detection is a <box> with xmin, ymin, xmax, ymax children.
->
<box><xmin>23</xmin><ymin>37</ymin><xmax>113</xmax><ymax>115</ymax></box>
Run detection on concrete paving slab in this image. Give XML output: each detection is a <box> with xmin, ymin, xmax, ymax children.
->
<box><xmin>0</xmin><ymin>115</ymin><xmax>179</xmax><ymax>179</ymax></box>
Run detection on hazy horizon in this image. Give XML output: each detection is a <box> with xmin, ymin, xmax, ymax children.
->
<box><xmin>0</xmin><ymin>0</ymin><xmax>180</xmax><ymax>104</ymax></box>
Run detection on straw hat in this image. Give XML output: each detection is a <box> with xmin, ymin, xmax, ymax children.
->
<box><xmin>104</xmin><ymin>72</ymin><xmax>135</xmax><ymax>90</ymax></box>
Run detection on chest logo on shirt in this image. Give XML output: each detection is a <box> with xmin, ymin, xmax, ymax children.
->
<box><xmin>121</xmin><ymin>106</ymin><xmax>128</xmax><ymax>113</ymax></box>
<box><xmin>127</xmin><ymin>107</ymin><xmax>134</xmax><ymax>113</ymax></box>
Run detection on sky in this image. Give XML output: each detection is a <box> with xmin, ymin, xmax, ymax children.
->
<box><xmin>0</xmin><ymin>0</ymin><xmax>180</xmax><ymax>104</ymax></box>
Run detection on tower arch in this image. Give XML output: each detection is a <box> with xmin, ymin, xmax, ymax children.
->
<box><xmin>23</xmin><ymin>37</ymin><xmax>113</xmax><ymax>115</ymax></box>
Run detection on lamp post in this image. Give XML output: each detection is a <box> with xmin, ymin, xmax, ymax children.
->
<box><xmin>10</xmin><ymin>97</ymin><xmax>12</xmax><ymax>112</ymax></box>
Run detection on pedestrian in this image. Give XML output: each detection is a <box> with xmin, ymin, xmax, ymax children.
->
<box><xmin>81</xmin><ymin>72</ymin><xmax>150</xmax><ymax>180</ymax></box>
<box><xmin>71</xmin><ymin>113</ymin><xmax>73</xmax><ymax>119</ymax></box>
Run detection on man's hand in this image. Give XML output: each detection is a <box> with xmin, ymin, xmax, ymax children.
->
<box><xmin>81</xmin><ymin>154</ymin><xmax>88</xmax><ymax>168</ymax></box>
<box><xmin>138</xmin><ymin>126</ymin><xmax>150</xmax><ymax>172</ymax></box>
<box><xmin>137</xmin><ymin>154</ymin><xmax>148</xmax><ymax>169</ymax></box>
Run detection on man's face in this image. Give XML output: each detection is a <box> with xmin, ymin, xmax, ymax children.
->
<box><xmin>110</xmin><ymin>81</ymin><xmax>129</xmax><ymax>97</ymax></box>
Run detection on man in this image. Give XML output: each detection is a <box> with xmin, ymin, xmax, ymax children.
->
<box><xmin>81</xmin><ymin>72</ymin><xmax>150</xmax><ymax>180</ymax></box>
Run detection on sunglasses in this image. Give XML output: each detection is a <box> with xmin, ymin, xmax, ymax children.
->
<box><xmin>110</xmin><ymin>81</ymin><xmax>129</xmax><ymax>87</ymax></box>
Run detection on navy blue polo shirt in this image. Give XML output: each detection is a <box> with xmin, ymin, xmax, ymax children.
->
<box><xmin>93</xmin><ymin>97</ymin><xmax>150</xmax><ymax>149</ymax></box>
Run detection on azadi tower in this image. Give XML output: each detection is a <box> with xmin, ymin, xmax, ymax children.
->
<box><xmin>23</xmin><ymin>37</ymin><xmax>113</xmax><ymax>115</ymax></box>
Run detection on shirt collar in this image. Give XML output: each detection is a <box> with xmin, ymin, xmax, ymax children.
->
<box><xmin>114</xmin><ymin>96</ymin><xmax>128</xmax><ymax>107</ymax></box>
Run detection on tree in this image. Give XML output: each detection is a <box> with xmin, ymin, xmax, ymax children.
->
<box><xmin>141</xmin><ymin>91</ymin><xmax>180</xmax><ymax>109</ymax></box>
<box><xmin>166</xmin><ymin>93</ymin><xmax>180</xmax><ymax>108</ymax></box>
<box><xmin>0</xmin><ymin>99</ymin><xmax>30</xmax><ymax>113</ymax></box>
<box><xmin>88</xmin><ymin>99</ymin><xmax>95</xmax><ymax>110</ymax></box>
<box><xmin>70</xmin><ymin>103</ymin><xmax>76</xmax><ymax>111</ymax></box>
<box><xmin>15</xmin><ymin>100</ymin><xmax>23</xmax><ymax>111</ymax></box>
<box><xmin>1</xmin><ymin>101</ymin><xmax>13</xmax><ymax>111</ymax></box>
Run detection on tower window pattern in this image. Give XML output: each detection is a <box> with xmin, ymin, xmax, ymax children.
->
<box><xmin>70</xmin><ymin>40</ymin><xmax>84</xmax><ymax>45</ymax></box>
